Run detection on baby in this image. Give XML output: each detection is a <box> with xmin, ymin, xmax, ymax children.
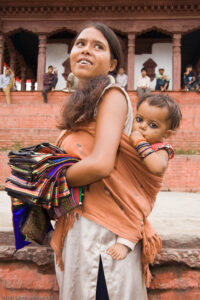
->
<box><xmin>107</xmin><ymin>93</ymin><xmax>182</xmax><ymax>260</ymax></box>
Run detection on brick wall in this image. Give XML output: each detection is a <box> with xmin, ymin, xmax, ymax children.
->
<box><xmin>162</xmin><ymin>154</ymin><xmax>200</xmax><ymax>192</ymax></box>
<box><xmin>0</xmin><ymin>91</ymin><xmax>200</xmax><ymax>151</ymax></box>
<box><xmin>0</xmin><ymin>239</ymin><xmax>199</xmax><ymax>299</ymax></box>
<box><xmin>0</xmin><ymin>91</ymin><xmax>200</xmax><ymax>299</ymax></box>
<box><xmin>0</xmin><ymin>90</ymin><xmax>200</xmax><ymax>191</ymax></box>
<box><xmin>1</xmin><ymin>151</ymin><xmax>200</xmax><ymax>191</ymax></box>
<box><xmin>129</xmin><ymin>91</ymin><xmax>200</xmax><ymax>152</ymax></box>
<box><xmin>0</xmin><ymin>262</ymin><xmax>59</xmax><ymax>299</ymax></box>
<box><xmin>1</xmin><ymin>262</ymin><xmax>199</xmax><ymax>299</ymax></box>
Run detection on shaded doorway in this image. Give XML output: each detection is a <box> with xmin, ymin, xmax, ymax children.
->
<box><xmin>135</xmin><ymin>30</ymin><xmax>172</xmax><ymax>90</ymax></box>
<box><xmin>7</xmin><ymin>30</ymin><xmax>38</xmax><ymax>90</ymax></box>
<box><xmin>181</xmin><ymin>29</ymin><xmax>200</xmax><ymax>88</ymax></box>
<box><xmin>47</xmin><ymin>30</ymin><xmax>76</xmax><ymax>90</ymax></box>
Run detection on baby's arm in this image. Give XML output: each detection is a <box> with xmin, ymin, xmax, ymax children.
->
<box><xmin>106</xmin><ymin>237</ymin><xmax>136</xmax><ymax>260</ymax></box>
<box><xmin>130</xmin><ymin>130</ymin><xmax>170</xmax><ymax>176</ymax></box>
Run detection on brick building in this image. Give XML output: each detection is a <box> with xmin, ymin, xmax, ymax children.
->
<box><xmin>0</xmin><ymin>1</ymin><xmax>200</xmax><ymax>299</ymax></box>
<box><xmin>0</xmin><ymin>0</ymin><xmax>200</xmax><ymax>90</ymax></box>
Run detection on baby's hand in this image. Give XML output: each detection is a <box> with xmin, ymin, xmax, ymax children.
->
<box><xmin>129</xmin><ymin>130</ymin><xmax>145</xmax><ymax>146</ymax></box>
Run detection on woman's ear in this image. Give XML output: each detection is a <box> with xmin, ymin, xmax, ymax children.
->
<box><xmin>109</xmin><ymin>59</ymin><xmax>118</xmax><ymax>73</ymax></box>
<box><xmin>164</xmin><ymin>129</ymin><xmax>174</xmax><ymax>139</ymax></box>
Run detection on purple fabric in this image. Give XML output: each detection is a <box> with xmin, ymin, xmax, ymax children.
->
<box><xmin>43</xmin><ymin>73</ymin><xmax>57</xmax><ymax>87</ymax></box>
<box><xmin>12</xmin><ymin>204</ymin><xmax>31</xmax><ymax>250</ymax></box>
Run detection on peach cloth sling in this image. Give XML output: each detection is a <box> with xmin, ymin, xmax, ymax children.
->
<box><xmin>51</xmin><ymin>121</ymin><xmax>163</xmax><ymax>287</ymax></box>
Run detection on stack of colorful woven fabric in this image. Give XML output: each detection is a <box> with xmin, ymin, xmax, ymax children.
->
<box><xmin>5</xmin><ymin>142</ymin><xmax>83</xmax><ymax>250</ymax></box>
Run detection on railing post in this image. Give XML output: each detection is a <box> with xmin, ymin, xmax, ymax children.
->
<box><xmin>127</xmin><ymin>33</ymin><xmax>136</xmax><ymax>91</ymax></box>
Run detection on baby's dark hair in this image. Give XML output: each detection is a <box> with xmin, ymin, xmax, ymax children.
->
<box><xmin>137</xmin><ymin>94</ymin><xmax>182</xmax><ymax>130</ymax></box>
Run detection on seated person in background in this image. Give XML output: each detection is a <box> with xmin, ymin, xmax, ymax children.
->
<box><xmin>66</xmin><ymin>72</ymin><xmax>79</xmax><ymax>92</ymax></box>
<box><xmin>195</xmin><ymin>72</ymin><xmax>200</xmax><ymax>92</ymax></box>
<box><xmin>183</xmin><ymin>65</ymin><xmax>196</xmax><ymax>91</ymax></box>
<box><xmin>116</xmin><ymin>67</ymin><xmax>128</xmax><ymax>89</ymax></box>
<box><xmin>0</xmin><ymin>67</ymin><xmax>15</xmax><ymax>104</ymax></box>
<box><xmin>136</xmin><ymin>67</ymin><xmax>151</xmax><ymax>99</ymax></box>
<box><xmin>42</xmin><ymin>65</ymin><xmax>58</xmax><ymax>103</ymax></box>
<box><xmin>155</xmin><ymin>67</ymin><xmax>170</xmax><ymax>91</ymax></box>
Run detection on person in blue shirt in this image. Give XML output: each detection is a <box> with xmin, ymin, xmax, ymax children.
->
<box><xmin>0</xmin><ymin>68</ymin><xmax>15</xmax><ymax>104</ymax></box>
<box><xmin>195</xmin><ymin>71</ymin><xmax>200</xmax><ymax>92</ymax></box>
<box><xmin>183</xmin><ymin>65</ymin><xmax>196</xmax><ymax>91</ymax></box>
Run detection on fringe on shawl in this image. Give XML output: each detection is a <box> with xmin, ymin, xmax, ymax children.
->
<box><xmin>51</xmin><ymin>210</ymin><xmax>162</xmax><ymax>288</ymax></box>
<box><xmin>50</xmin><ymin>211</ymin><xmax>80</xmax><ymax>271</ymax></box>
<box><xmin>142</xmin><ymin>219</ymin><xmax>162</xmax><ymax>287</ymax></box>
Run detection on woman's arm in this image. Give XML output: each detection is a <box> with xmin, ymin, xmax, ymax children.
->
<box><xmin>66</xmin><ymin>88</ymin><xmax>128</xmax><ymax>187</ymax></box>
<box><xmin>130</xmin><ymin>130</ymin><xmax>169</xmax><ymax>176</ymax></box>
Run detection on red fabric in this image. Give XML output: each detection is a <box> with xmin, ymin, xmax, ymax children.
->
<box><xmin>151</xmin><ymin>142</ymin><xmax>174</xmax><ymax>159</ymax></box>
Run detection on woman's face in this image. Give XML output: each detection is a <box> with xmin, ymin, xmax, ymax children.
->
<box><xmin>70</xmin><ymin>27</ymin><xmax>117</xmax><ymax>83</ymax></box>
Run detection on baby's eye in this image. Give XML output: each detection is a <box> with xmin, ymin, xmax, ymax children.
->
<box><xmin>135</xmin><ymin>116</ymin><xmax>142</xmax><ymax>122</ymax></box>
<box><xmin>149</xmin><ymin>122</ymin><xmax>158</xmax><ymax>129</ymax></box>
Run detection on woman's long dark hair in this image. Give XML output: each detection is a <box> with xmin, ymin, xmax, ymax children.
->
<box><xmin>58</xmin><ymin>23</ymin><xmax>123</xmax><ymax>131</ymax></box>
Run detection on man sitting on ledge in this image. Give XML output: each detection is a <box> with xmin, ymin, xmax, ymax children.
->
<box><xmin>136</xmin><ymin>67</ymin><xmax>151</xmax><ymax>100</ymax></box>
<box><xmin>42</xmin><ymin>65</ymin><xmax>58</xmax><ymax>103</ymax></box>
<box><xmin>155</xmin><ymin>67</ymin><xmax>170</xmax><ymax>91</ymax></box>
<box><xmin>0</xmin><ymin>67</ymin><xmax>15</xmax><ymax>104</ymax></box>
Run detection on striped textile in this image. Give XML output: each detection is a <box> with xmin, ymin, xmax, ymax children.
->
<box><xmin>5</xmin><ymin>142</ymin><xmax>84</xmax><ymax>250</ymax></box>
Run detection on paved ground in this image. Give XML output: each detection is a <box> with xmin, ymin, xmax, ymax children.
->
<box><xmin>0</xmin><ymin>191</ymin><xmax>200</xmax><ymax>242</ymax></box>
<box><xmin>149</xmin><ymin>191</ymin><xmax>200</xmax><ymax>242</ymax></box>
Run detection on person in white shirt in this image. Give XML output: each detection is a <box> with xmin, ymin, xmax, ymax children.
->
<box><xmin>116</xmin><ymin>67</ymin><xmax>128</xmax><ymax>89</ymax></box>
<box><xmin>0</xmin><ymin>68</ymin><xmax>15</xmax><ymax>104</ymax></box>
<box><xmin>136</xmin><ymin>67</ymin><xmax>151</xmax><ymax>99</ymax></box>
<box><xmin>66</xmin><ymin>72</ymin><xmax>79</xmax><ymax>92</ymax></box>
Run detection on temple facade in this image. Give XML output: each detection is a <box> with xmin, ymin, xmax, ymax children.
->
<box><xmin>0</xmin><ymin>0</ymin><xmax>200</xmax><ymax>91</ymax></box>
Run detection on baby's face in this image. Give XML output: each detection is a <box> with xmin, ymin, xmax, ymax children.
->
<box><xmin>132</xmin><ymin>101</ymin><xmax>171</xmax><ymax>144</ymax></box>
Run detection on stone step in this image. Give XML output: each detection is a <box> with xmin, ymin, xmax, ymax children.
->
<box><xmin>0</xmin><ymin>191</ymin><xmax>199</xmax><ymax>298</ymax></box>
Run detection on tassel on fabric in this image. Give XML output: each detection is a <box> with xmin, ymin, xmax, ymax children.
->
<box><xmin>51</xmin><ymin>210</ymin><xmax>80</xmax><ymax>271</ymax></box>
<box><xmin>141</xmin><ymin>219</ymin><xmax>162</xmax><ymax>287</ymax></box>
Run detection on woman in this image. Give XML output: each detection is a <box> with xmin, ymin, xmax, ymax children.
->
<box><xmin>51</xmin><ymin>23</ymin><xmax>148</xmax><ymax>300</ymax></box>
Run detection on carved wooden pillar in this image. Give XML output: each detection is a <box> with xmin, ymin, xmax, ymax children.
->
<box><xmin>10</xmin><ymin>52</ymin><xmax>16</xmax><ymax>73</ymax></box>
<box><xmin>0</xmin><ymin>34</ymin><xmax>4</xmax><ymax>73</ymax></box>
<box><xmin>31</xmin><ymin>78</ymin><xmax>35</xmax><ymax>91</ymax></box>
<box><xmin>37</xmin><ymin>34</ymin><xmax>47</xmax><ymax>90</ymax></box>
<box><xmin>127</xmin><ymin>33</ymin><xmax>135</xmax><ymax>91</ymax></box>
<box><xmin>172</xmin><ymin>33</ymin><xmax>182</xmax><ymax>91</ymax></box>
<box><xmin>21</xmin><ymin>67</ymin><xmax>26</xmax><ymax>91</ymax></box>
